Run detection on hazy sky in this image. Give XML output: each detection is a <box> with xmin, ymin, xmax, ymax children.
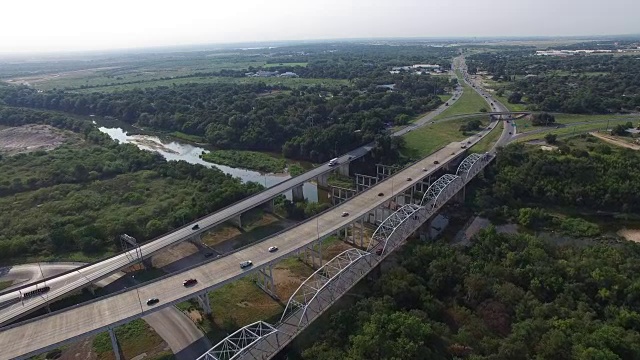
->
<box><xmin>1</xmin><ymin>0</ymin><xmax>638</xmax><ymax>53</ymax></box>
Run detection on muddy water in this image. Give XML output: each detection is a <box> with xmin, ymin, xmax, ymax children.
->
<box><xmin>95</xmin><ymin>120</ymin><xmax>320</xmax><ymax>202</ymax></box>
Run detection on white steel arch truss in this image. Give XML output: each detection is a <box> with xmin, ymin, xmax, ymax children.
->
<box><xmin>419</xmin><ymin>174</ymin><xmax>463</xmax><ymax>211</ymax></box>
<box><xmin>456</xmin><ymin>152</ymin><xmax>491</xmax><ymax>182</ymax></box>
<box><xmin>367</xmin><ymin>204</ymin><xmax>422</xmax><ymax>253</ymax></box>
<box><xmin>281</xmin><ymin>248</ymin><xmax>370</xmax><ymax>327</ymax></box>
<box><xmin>196</xmin><ymin>321</ymin><xmax>278</xmax><ymax>360</ymax></box>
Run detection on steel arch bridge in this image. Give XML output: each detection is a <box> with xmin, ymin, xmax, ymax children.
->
<box><xmin>196</xmin><ymin>321</ymin><xmax>278</xmax><ymax>360</ymax></box>
<box><xmin>280</xmin><ymin>248</ymin><xmax>371</xmax><ymax>328</ymax></box>
<box><xmin>367</xmin><ymin>204</ymin><xmax>422</xmax><ymax>253</ymax></box>
<box><xmin>419</xmin><ymin>173</ymin><xmax>463</xmax><ymax>211</ymax></box>
<box><xmin>456</xmin><ymin>152</ymin><xmax>492</xmax><ymax>182</ymax></box>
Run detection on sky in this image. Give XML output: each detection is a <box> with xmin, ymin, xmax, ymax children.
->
<box><xmin>0</xmin><ymin>0</ymin><xmax>638</xmax><ymax>54</ymax></box>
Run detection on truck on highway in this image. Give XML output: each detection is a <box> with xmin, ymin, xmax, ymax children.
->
<box><xmin>328</xmin><ymin>158</ymin><xmax>339</xmax><ymax>166</ymax></box>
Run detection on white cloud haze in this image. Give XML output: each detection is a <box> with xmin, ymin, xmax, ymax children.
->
<box><xmin>0</xmin><ymin>0</ymin><xmax>638</xmax><ymax>53</ymax></box>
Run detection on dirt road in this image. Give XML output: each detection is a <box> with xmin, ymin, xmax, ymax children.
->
<box><xmin>590</xmin><ymin>132</ymin><xmax>640</xmax><ymax>150</ymax></box>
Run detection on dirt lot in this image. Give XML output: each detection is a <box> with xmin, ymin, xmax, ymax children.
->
<box><xmin>0</xmin><ymin>124</ymin><xmax>80</xmax><ymax>156</ymax></box>
<box><xmin>590</xmin><ymin>132</ymin><xmax>640</xmax><ymax>150</ymax></box>
<box><xmin>618</xmin><ymin>229</ymin><xmax>640</xmax><ymax>243</ymax></box>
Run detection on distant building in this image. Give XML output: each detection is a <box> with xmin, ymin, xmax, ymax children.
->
<box><xmin>376</xmin><ymin>84</ymin><xmax>395</xmax><ymax>90</ymax></box>
<box><xmin>412</xmin><ymin>64</ymin><xmax>441</xmax><ymax>70</ymax></box>
<box><xmin>254</xmin><ymin>70</ymin><xmax>279</xmax><ymax>77</ymax></box>
<box><xmin>278</xmin><ymin>72</ymin><xmax>298</xmax><ymax>78</ymax></box>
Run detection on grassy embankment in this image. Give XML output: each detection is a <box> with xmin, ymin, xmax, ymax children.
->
<box><xmin>201</xmin><ymin>150</ymin><xmax>287</xmax><ymax>173</ymax></box>
<box><xmin>514</xmin><ymin>114</ymin><xmax>640</xmax><ymax>142</ymax></box>
<box><xmin>471</xmin><ymin>120</ymin><xmax>504</xmax><ymax>153</ymax></box>
<box><xmin>170</xmin><ymin>131</ymin><xmax>206</xmax><ymax>143</ymax></box>
<box><xmin>92</xmin><ymin>319</ymin><xmax>169</xmax><ymax>360</ymax></box>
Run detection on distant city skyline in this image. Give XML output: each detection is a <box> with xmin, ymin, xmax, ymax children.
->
<box><xmin>1</xmin><ymin>0</ymin><xmax>639</xmax><ymax>54</ymax></box>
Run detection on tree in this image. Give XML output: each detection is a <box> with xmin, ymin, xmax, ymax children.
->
<box><xmin>544</xmin><ymin>133</ymin><xmax>557</xmax><ymax>144</ymax></box>
<box><xmin>531</xmin><ymin>112</ymin><xmax>556</xmax><ymax>126</ymax></box>
<box><xmin>508</xmin><ymin>91</ymin><xmax>522</xmax><ymax>104</ymax></box>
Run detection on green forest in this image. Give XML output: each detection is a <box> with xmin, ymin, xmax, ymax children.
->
<box><xmin>466</xmin><ymin>52</ymin><xmax>640</xmax><ymax>113</ymax></box>
<box><xmin>0</xmin><ymin>107</ymin><xmax>263</xmax><ymax>262</ymax></box>
<box><xmin>301</xmin><ymin>229</ymin><xmax>640</xmax><ymax>360</ymax></box>
<box><xmin>0</xmin><ymin>73</ymin><xmax>449</xmax><ymax>163</ymax></box>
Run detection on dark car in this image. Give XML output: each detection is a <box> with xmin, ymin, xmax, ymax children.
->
<box><xmin>341</xmin><ymin>212</ymin><xmax>349</xmax><ymax>217</ymax></box>
<box><xmin>376</xmin><ymin>248</ymin><xmax>383</xmax><ymax>256</ymax></box>
<box><xmin>509</xmin><ymin>132</ymin><xmax>512</xmax><ymax>135</ymax></box>
<box><xmin>434</xmin><ymin>160</ymin><xmax>439</xmax><ymax>164</ymax></box>
<box><xmin>378</xmin><ymin>192</ymin><xmax>384</xmax><ymax>197</ymax></box>
<box><xmin>183</xmin><ymin>279</ymin><xmax>198</xmax><ymax>287</ymax></box>
<box><xmin>461</xmin><ymin>145</ymin><xmax>467</xmax><ymax>149</ymax></box>
<box><xmin>192</xmin><ymin>224</ymin><xmax>200</xmax><ymax>230</ymax></box>
<box><xmin>406</xmin><ymin>177</ymin><xmax>412</xmax><ymax>181</ymax></box>
<box><xmin>204</xmin><ymin>252</ymin><xmax>214</xmax><ymax>258</ymax></box>
<box><xmin>146</xmin><ymin>298</ymin><xmax>160</xmax><ymax>306</ymax></box>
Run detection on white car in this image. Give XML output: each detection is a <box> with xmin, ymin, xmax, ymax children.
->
<box><xmin>268</xmin><ymin>246</ymin><xmax>278</xmax><ymax>253</ymax></box>
<box><xmin>240</xmin><ymin>260</ymin><xmax>253</xmax><ymax>269</ymax></box>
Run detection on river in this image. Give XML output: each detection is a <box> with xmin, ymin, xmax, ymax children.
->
<box><xmin>94</xmin><ymin>120</ymin><xmax>322</xmax><ymax>202</ymax></box>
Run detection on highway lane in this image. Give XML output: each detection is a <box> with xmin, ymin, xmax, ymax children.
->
<box><xmin>0</xmin><ymin>128</ymin><xmax>493</xmax><ymax>359</ymax></box>
<box><xmin>0</xmin><ymin>263</ymin><xmax>206</xmax><ymax>359</ymax></box>
<box><xmin>0</xmin><ymin>71</ymin><xmax>466</xmax><ymax>326</ymax></box>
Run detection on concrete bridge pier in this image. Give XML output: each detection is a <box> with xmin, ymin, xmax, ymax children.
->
<box><xmin>355</xmin><ymin>173</ymin><xmax>378</xmax><ymax>192</ymax></box>
<box><xmin>196</xmin><ymin>293</ymin><xmax>212</xmax><ymax>314</ymax></box>
<box><xmin>108</xmin><ymin>327</ymin><xmax>122</xmax><ymax>360</ymax></box>
<box><xmin>292</xmin><ymin>184</ymin><xmax>305</xmax><ymax>202</ymax></box>
<box><xmin>255</xmin><ymin>265</ymin><xmax>278</xmax><ymax>300</ymax></box>
<box><xmin>317</xmin><ymin>173</ymin><xmax>330</xmax><ymax>189</ymax></box>
<box><xmin>303</xmin><ymin>239</ymin><xmax>323</xmax><ymax>269</ymax></box>
<box><xmin>338</xmin><ymin>162</ymin><xmax>350</xmax><ymax>177</ymax></box>
<box><xmin>346</xmin><ymin>218</ymin><xmax>366</xmax><ymax>248</ymax></box>
<box><xmin>228</xmin><ymin>214</ymin><xmax>243</xmax><ymax>228</ymax></box>
<box><xmin>262</xmin><ymin>199</ymin><xmax>275</xmax><ymax>213</ymax></box>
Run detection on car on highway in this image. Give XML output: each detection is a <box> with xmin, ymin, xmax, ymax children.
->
<box><xmin>192</xmin><ymin>224</ymin><xmax>200</xmax><ymax>230</ymax></box>
<box><xmin>461</xmin><ymin>145</ymin><xmax>467</xmax><ymax>149</ymax></box>
<box><xmin>341</xmin><ymin>211</ymin><xmax>349</xmax><ymax>217</ymax></box>
<box><xmin>146</xmin><ymin>298</ymin><xmax>159</xmax><ymax>306</ymax></box>
<box><xmin>268</xmin><ymin>246</ymin><xmax>278</xmax><ymax>252</ymax></box>
<box><xmin>240</xmin><ymin>260</ymin><xmax>253</xmax><ymax>269</ymax></box>
<box><xmin>378</xmin><ymin>192</ymin><xmax>384</xmax><ymax>197</ymax></box>
<box><xmin>509</xmin><ymin>132</ymin><xmax>512</xmax><ymax>135</ymax></box>
<box><xmin>422</xmin><ymin>167</ymin><xmax>428</xmax><ymax>171</ymax></box>
<box><xmin>376</xmin><ymin>248</ymin><xmax>384</xmax><ymax>256</ymax></box>
<box><xmin>433</xmin><ymin>160</ymin><xmax>439</xmax><ymax>164</ymax></box>
<box><xmin>183</xmin><ymin>279</ymin><xmax>198</xmax><ymax>287</ymax></box>
<box><xmin>406</xmin><ymin>177</ymin><xmax>412</xmax><ymax>181</ymax></box>
<box><xmin>204</xmin><ymin>252</ymin><xmax>214</xmax><ymax>258</ymax></box>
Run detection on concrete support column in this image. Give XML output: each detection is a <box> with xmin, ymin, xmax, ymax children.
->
<box><xmin>263</xmin><ymin>198</ymin><xmax>275</xmax><ymax>213</ymax></box>
<box><xmin>256</xmin><ymin>265</ymin><xmax>278</xmax><ymax>300</ymax></box>
<box><xmin>292</xmin><ymin>184</ymin><xmax>305</xmax><ymax>202</ymax></box>
<box><xmin>229</xmin><ymin>214</ymin><xmax>242</xmax><ymax>228</ymax></box>
<box><xmin>317</xmin><ymin>173</ymin><xmax>330</xmax><ymax>189</ymax></box>
<box><xmin>360</xmin><ymin>217</ymin><xmax>365</xmax><ymax>248</ymax></box>
<box><xmin>196</xmin><ymin>293</ymin><xmax>212</xmax><ymax>314</ymax></box>
<box><xmin>338</xmin><ymin>162</ymin><xmax>350</xmax><ymax>177</ymax></box>
<box><xmin>304</xmin><ymin>239</ymin><xmax>323</xmax><ymax>269</ymax></box>
<box><xmin>108</xmin><ymin>328</ymin><xmax>121</xmax><ymax>360</ymax></box>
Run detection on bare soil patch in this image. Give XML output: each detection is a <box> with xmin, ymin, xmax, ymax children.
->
<box><xmin>150</xmin><ymin>241</ymin><xmax>199</xmax><ymax>269</ymax></box>
<box><xmin>273</xmin><ymin>267</ymin><xmax>309</xmax><ymax>300</ymax></box>
<box><xmin>0</xmin><ymin>124</ymin><xmax>80</xmax><ymax>155</ymax></box>
<box><xmin>188</xmin><ymin>309</ymin><xmax>203</xmax><ymax>323</ymax></box>
<box><xmin>590</xmin><ymin>132</ymin><xmax>640</xmax><ymax>150</ymax></box>
<box><xmin>201</xmin><ymin>225</ymin><xmax>242</xmax><ymax>247</ymax></box>
<box><xmin>618</xmin><ymin>229</ymin><xmax>640</xmax><ymax>243</ymax></box>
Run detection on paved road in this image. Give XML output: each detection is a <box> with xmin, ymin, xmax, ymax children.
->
<box><xmin>0</xmin><ymin>126</ymin><xmax>494</xmax><ymax>359</ymax></box>
<box><xmin>0</xmin><ymin>263</ymin><xmax>207</xmax><ymax>359</ymax></box>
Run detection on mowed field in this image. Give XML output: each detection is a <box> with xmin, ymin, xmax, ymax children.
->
<box><xmin>402</xmin><ymin>116</ymin><xmax>489</xmax><ymax>158</ymax></box>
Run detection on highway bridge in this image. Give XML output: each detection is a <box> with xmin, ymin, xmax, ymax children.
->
<box><xmin>0</xmin><ymin>121</ymin><xmax>499</xmax><ymax>359</ymax></box>
<box><xmin>0</xmin><ymin>56</ymin><xmax>516</xmax><ymax>359</ymax></box>
<box><xmin>193</xmin><ymin>55</ymin><xmax>515</xmax><ymax>360</ymax></box>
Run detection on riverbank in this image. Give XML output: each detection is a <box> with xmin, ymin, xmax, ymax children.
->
<box><xmin>201</xmin><ymin>149</ymin><xmax>287</xmax><ymax>173</ymax></box>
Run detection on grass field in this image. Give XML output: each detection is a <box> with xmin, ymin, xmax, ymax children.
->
<box><xmin>93</xmin><ymin>319</ymin><xmax>166</xmax><ymax>360</ymax></box>
<box><xmin>263</xmin><ymin>62</ymin><xmax>308</xmax><ymax>68</ymax></box>
<box><xmin>0</xmin><ymin>281</ymin><xmax>12</xmax><ymax>291</ymax></box>
<box><xmin>471</xmin><ymin>121</ymin><xmax>503</xmax><ymax>153</ymax></box>
<box><xmin>433</xmin><ymin>84</ymin><xmax>488</xmax><ymax>120</ymax></box>
<box><xmin>515</xmin><ymin>117</ymin><xmax>639</xmax><ymax>142</ymax></box>
<box><xmin>74</xmin><ymin>76</ymin><xmax>348</xmax><ymax>93</ymax></box>
<box><xmin>513</xmin><ymin>114</ymin><xmax>639</xmax><ymax>132</ymax></box>
<box><xmin>402</xmin><ymin>116</ymin><xmax>487</xmax><ymax>158</ymax></box>
<box><xmin>170</xmin><ymin>131</ymin><xmax>206</xmax><ymax>143</ymax></box>
<box><xmin>201</xmin><ymin>149</ymin><xmax>287</xmax><ymax>173</ymax></box>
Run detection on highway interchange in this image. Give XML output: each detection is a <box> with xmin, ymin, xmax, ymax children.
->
<box><xmin>0</xmin><ymin>55</ymin><xmax>515</xmax><ymax>359</ymax></box>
